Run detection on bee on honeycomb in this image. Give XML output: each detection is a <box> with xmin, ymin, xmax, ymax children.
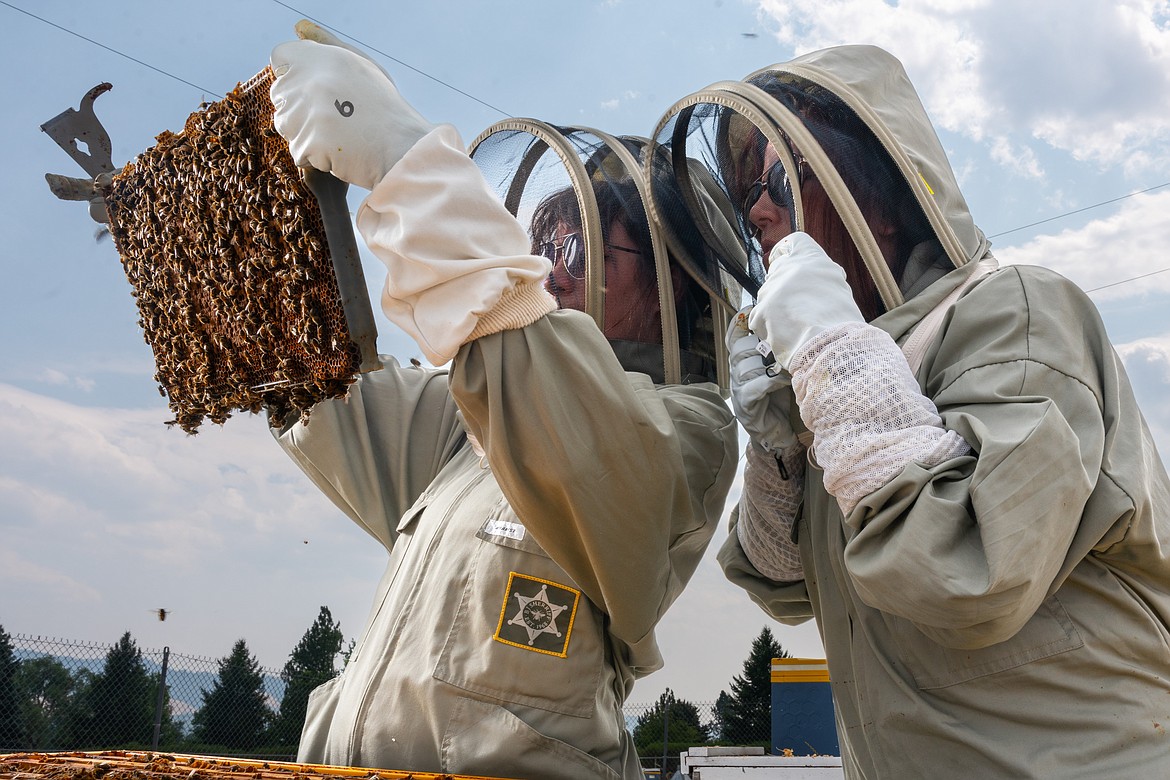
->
<box><xmin>101</xmin><ymin>68</ymin><xmax>372</xmax><ymax>434</ymax></box>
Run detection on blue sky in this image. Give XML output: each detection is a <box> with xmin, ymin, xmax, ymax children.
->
<box><xmin>3</xmin><ymin>0</ymin><xmax>1169</xmax><ymax>706</ymax></box>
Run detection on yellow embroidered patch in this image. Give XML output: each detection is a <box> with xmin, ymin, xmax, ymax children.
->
<box><xmin>493</xmin><ymin>572</ymin><xmax>581</xmax><ymax>657</ymax></box>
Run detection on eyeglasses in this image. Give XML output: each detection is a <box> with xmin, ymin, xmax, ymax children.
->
<box><xmin>742</xmin><ymin>153</ymin><xmax>808</xmax><ymax>216</ymax></box>
<box><xmin>538</xmin><ymin>232</ymin><xmax>585</xmax><ymax>279</ymax></box>
<box><xmin>538</xmin><ymin>232</ymin><xmax>644</xmax><ymax>279</ymax></box>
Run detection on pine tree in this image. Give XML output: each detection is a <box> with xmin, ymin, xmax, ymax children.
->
<box><xmin>717</xmin><ymin>626</ymin><xmax>789</xmax><ymax>747</ymax></box>
<box><xmin>68</xmin><ymin>632</ymin><xmax>158</xmax><ymax>748</ymax></box>
<box><xmin>271</xmin><ymin>607</ymin><xmax>344</xmax><ymax>746</ymax></box>
<box><xmin>632</xmin><ymin>687</ymin><xmax>708</xmax><ymax>768</ymax></box>
<box><xmin>712</xmin><ymin>690</ymin><xmax>734</xmax><ymax>744</ymax></box>
<box><xmin>191</xmin><ymin>639</ymin><xmax>271</xmax><ymax>750</ymax></box>
<box><xmin>0</xmin><ymin>624</ymin><xmax>28</xmax><ymax>749</ymax></box>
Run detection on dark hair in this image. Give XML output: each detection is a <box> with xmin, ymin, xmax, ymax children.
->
<box><xmin>530</xmin><ymin>179</ymin><xmax>707</xmax><ymax>348</ymax></box>
<box><xmin>750</xmin><ymin>73</ymin><xmax>935</xmax><ymax>319</ymax></box>
<box><xmin>528</xmin><ymin>185</ymin><xmax>580</xmax><ymax>250</ymax></box>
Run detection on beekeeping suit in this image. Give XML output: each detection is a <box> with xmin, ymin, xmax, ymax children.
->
<box><xmin>265</xmin><ymin>22</ymin><xmax>737</xmax><ymax>780</ymax></box>
<box><xmin>652</xmin><ymin>44</ymin><xmax>1170</xmax><ymax>779</ymax></box>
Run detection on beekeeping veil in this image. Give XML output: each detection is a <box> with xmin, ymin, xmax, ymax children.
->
<box><xmin>648</xmin><ymin>45</ymin><xmax>990</xmax><ymax>318</ymax></box>
<box><xmin>469</xmin><ymin>120</ymin><xmax>729</xmax><ymax>389</ymax></box>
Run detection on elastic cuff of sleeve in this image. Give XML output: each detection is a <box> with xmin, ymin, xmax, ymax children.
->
<box><xmin>465</xmin><ymin>282</ymin><xmax>558</xmax><ymax>344</ymax></box>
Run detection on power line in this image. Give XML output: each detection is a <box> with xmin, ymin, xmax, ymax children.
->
<box><xmin>5</xmin><ymin>0</ymin><xmax>1163</xmax><ymax>238</ymax></box>
<box><xmin>0</xmin><ymin>1</ymin><xmax>223</xmax><ymax>99</ymax></box>
<box><xmin>984</xmin><ymin>181</ymin><xmax>1170</xmax><ymax>295</ymax></box>
<box><xmin>268</xmin><ymin>1</ymin><xmax>511</xmax><ymax>118</ymax></box>
<box><xmin>5</xmin><ymin>1</ymin><xmax>1168</xmax><ymax>296</ymax></box>
<box><xmin>988</xmin><ymin>181</ymin><xmax>1170</xmax><ymax>239</ymax></box>
<box><xmin>1086</xmin><ymin>267</ymin><xmax>1170</xmax><ymax>294</ymax></box>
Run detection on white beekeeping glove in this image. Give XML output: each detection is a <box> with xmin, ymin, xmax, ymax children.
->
<box><xmin>727</xmin><ymin>308</ymin><xmax>798</xmax><ymax>453</ymax></box>
<box><xmin>747</xmin><ymin>232</ymin><xmax>864</xmax><ymax>369</ymax></box>
<box><xmin>268</xmin><ymin>21</ymin><xmax>554</xmax><ymax>365</ymax></box>
<box><xmin>269</xmin><ymin>21</ymin><xmax>436</xmax><ymax>190</ymax></box>
<box><xmin>290</xmin><ymin>20</ymin><xmax>393</xmax><ymax>78</ymax></box>
<box><xmin>749</xmin><ymin>233</ymin><xmax>971</xmax><ymax>516</ymax></box>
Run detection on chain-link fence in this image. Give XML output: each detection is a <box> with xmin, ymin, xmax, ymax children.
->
<box><xmin>2</xmin><ymin>634</ymin><xmax>768</xmax><ymax>775</ymax></box>
<box><xmin>3</xmin><ymin>634</ymin><xmax>295</xmax><ymax>759</ymax></box>
<box><xmin>622</xmin><ymin>696</ymin><xmax>770</xmax><ymax>778</ymax></box>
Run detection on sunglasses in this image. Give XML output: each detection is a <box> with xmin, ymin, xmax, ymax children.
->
<box><xmin>538</xmin><ymin>232</ymin><xmax>644</xmax><ymax>280</ymax></box>
<box><xmin>538</xmin><ymin>232</ymin><xmax>586</xmax><ymax>279</ymax></box>
<box><xmin>742</xmin><ymin>153</ymin><xmax>808</xmax><ymax>216</ymax></box>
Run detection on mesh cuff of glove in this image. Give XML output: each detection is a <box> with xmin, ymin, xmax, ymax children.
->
<box><xmin>790</xmin><ymin>322</ymin><xmax>971</xmax><ymax>516</ymax></box>
<box><xmin>737</xmin><ymin>443</ymin><xmax>806</xmax><ymax>582</ymax></box>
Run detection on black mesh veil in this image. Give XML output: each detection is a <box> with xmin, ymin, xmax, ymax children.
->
<box><xmin>469</xmin><ymin>121</ymin><xmax>727</xmax><ymax>389</ymax></box>
<box><xmin>648</xmin><ymin>69</ymin><xmax>940</xmax><ymax>320</ymax></box>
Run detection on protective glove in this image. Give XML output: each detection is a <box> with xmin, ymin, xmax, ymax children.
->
<box><xmin>727</xmin><ymin>308</ymin><xmax>797</xmax><ymax>452</ymax></box>
<box><xmin>760</xmin><ymin>232</ymin><xmax>973</xmax><ymax>516</ymax></box>
<box><xmin>747</xmin><ymin>232</ymin><xmax>864</xmax><ymax>370</ymax></box>
<box><xmin>269</xmin><ymin>21</ymin><xmax>437</xmax><ymax>190</ymax></box>
<box><xmin>290</xmin><ymin>20</ymin><xmax>392</xmax><ymax>78</ymax></box>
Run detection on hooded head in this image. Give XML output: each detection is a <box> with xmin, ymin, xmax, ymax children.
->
<box><xmin>649</xmin><ymin>44</ymin><xmax>990</xmax><ymax>321</ymax></box>
<box><xmin>470</xmin><ymin>120</ymin><xmax>726</xmax><ymax>388</ymax></box>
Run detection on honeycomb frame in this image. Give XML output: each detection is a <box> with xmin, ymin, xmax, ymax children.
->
<box><xmin>0</xmin><ymin>750</ymin><xmax>493</xmax><ymax>780</ymax></box>
<box><xmin>102</xmin><ymin>68</ymin><xmax>380</xmax><ymax>434</ymax></box>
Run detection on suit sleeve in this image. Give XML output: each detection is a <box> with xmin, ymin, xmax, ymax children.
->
<box><xmin>842</xmin><ymin>267</ymin><xmax>1127</xmax><ymax>648</ymax></box>
<box><xmin>271</xmin><ymin>357</ymin><xmax>466</xmax><ymax>551</ymax></box>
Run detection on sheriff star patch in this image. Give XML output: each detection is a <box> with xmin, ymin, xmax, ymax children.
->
<box><xmin>494</xmin><ymin>572</ymin><xmax>580</xmax><ymax>657</ymax></box>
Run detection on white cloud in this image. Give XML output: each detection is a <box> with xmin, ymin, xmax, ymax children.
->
<box><xmin>0</xmin><ymin>382</ymin><xmax>387</xmax><ymax>668</ymax></box>
<box><xmin>988</xmin><ymin>136</ymin><xmax>1044</xmax><ymax>181</ymax></box>
<box><xmin>754</xmin><ymin>0</ymin><xmax>1170</xmax><ymax>172</ymax></box>
<box><xmin>1116</xmin><ymin>334</ymin><xmax>1170</xmax><ymax>444</ymax></box>
<box><xmin>995</xmin><ymin>190</ymin><xmax>1170</xmax><ymax>299</ymax></box>
<box><xmin>0</xmin><ymin>548</ymin><xmax>102</xmax><ymax>603</ymax></box>
<box><xmin>600</xmin><ymin>91</ymin><xmax>640</xmax><ymax>112</ymax></box>
<box><xmin>36</xmin><ymin>368</ymin><xmax>96</xmax><ymax>392</ymax></box>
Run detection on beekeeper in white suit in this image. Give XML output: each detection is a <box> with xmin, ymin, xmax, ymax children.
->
<box><xmin>266</xmin><ymin>21</ymin><xmax>737</xmax><ymax>780</ymax></box>
<box><xmin>691</xmin><ymin>45</ymin><xmax>1170</xmax><ymax>779</ymax></box>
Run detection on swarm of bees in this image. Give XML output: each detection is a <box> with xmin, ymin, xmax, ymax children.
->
<box><xmin>101</xmin><ymin>68</ymin><xmax>364</xmax><ymax>434</ymax></box>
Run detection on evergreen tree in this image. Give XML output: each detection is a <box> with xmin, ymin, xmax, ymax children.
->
<box><xmin>69</xmin><ymin>632</ymin><xmax>158</xmax><ymax>748</ymax></box>
<box><xmin>15</xmin><ymin>655</ymin><xmax>75</xmax><ymax>749</ymax></box>
<box><xmin>712</xmin><ymin>690</ymin><xmax>734</xmax><ymax>745</ymax></box>
<box><xmin>271</xmin><ymin>607</ymin><xmax>343</xmax><ymax>746</ymax></box>
<box><xmin>0</xmin><ymin>625</ymin><xmax>28</xmax><ymax>749</ymax></box>
<box><xmin>717</xmin><ymin>626</ymin><xmax>789</xmax><ymax>747</ymax></box>
<box><xmin>191</xmin><ymin>639</ymin><xmax>271</xmax><ymax>750</ymax></box>
<box><xmin>59</xmin><ymin>669</ymin><xmax>94</xmax><ymax>749</ymax></box>
<box><xmin>632</xmin><ymin>689</ymin><xmax>707</xmax><ymax>777</ymax></box>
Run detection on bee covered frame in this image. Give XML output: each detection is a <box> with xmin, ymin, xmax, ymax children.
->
<box><xmin>66</xmin><ymin>68</ymin><xmax>381</xmax><ymax>432</ymax></box>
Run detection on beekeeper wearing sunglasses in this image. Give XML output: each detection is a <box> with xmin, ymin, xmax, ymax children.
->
<box><xmin>666</xmin><ymin>45</ymin><xmax>1170</xmax><ymax>779</ymax></box>
<box><xmin>265</xmin><ymin>21</ymin><xmax>737</xmax><ymax>780</ymax></box>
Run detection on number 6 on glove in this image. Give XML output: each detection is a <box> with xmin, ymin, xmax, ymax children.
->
<box><xmin>269</xmin><ymin>20</ymin><xmax>437</xmax><ymax>191</ymax></box>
